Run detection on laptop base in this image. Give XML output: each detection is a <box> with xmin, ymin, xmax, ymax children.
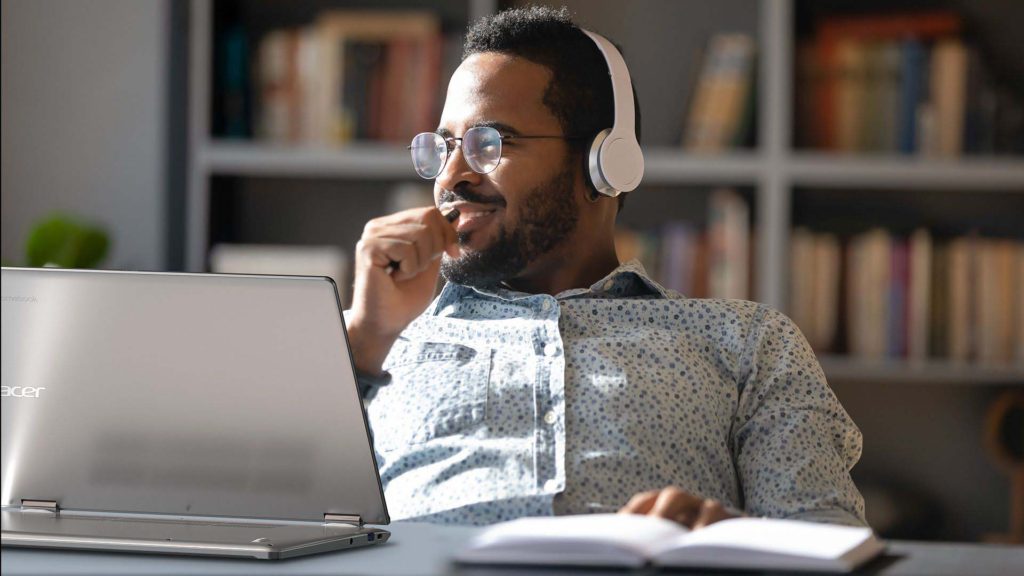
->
<box><xmin>1</xmin><ymin>509</ymin><xmax>390</xmax><ymax>560</ymax></box>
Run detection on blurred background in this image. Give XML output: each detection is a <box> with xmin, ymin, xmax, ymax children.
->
<box><xmin>2</xmin><ymin>0</ymin><xmax>1022</xmax><ymax>543</ymax></box>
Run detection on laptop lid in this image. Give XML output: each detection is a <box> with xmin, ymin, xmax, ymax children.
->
<box><xmin>1</xmin><ymin>267</ymin><xmax>387</xmax><ymax>526</ymax></box>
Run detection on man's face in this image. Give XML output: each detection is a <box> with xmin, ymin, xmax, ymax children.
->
<box><xmin>434</xmin><ymin>53</ymin><xmax>582</xmax><ymax>288</ymax></box>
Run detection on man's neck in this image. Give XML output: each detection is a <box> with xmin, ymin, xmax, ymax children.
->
<box><xmin>503</xmin><ymin>244</ymin><xmax>620</xmax><ymax>296</ymax></box>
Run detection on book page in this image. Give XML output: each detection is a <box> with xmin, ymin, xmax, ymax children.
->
<box><xmin>651</xmin><ymin>517</ymin><xmax>880</xmax><ymax>571</ymax></box>
<box><xmin>457</xmin><ymin>513</ymin><xmax>687</xmax><ymax>567</ymax></box>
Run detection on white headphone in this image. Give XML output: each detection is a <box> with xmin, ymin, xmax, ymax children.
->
<box><xmin>581</xmin><ymin>29</ymin><xmax>645</xmax><ymax>197</ymax></box>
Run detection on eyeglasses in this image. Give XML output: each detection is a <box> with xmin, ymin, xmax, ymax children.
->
<box><xmin>408</xmin><ymin>126</ymin><xmax>583</xmax><ymax>180</ymax></box>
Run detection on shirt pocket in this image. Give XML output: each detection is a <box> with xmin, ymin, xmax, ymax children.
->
<box><xmin>369</xmin><ymin>341</ymin><xmax>490</xmax><ymax>451</ymax></box>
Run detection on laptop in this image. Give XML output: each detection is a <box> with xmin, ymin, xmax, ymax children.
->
<box><xmin>1</xmin><ymin>266</ymin><xmax>389</xmax><ymax>559</ymax></box>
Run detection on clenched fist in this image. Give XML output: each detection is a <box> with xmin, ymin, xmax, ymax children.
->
<box><xmin>346</xmin><ymin>207</ymin><xmax>460</xmax><ymax>375</ymax></box>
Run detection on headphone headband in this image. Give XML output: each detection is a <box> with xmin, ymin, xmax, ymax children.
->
<box><xmin>581</xmin><ymin>29</ymin><xmax>644</xmax><ymax>197</ymax></box>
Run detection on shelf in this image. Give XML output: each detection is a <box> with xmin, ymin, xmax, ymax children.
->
<box><xmin>202</xmin><ymin>141</ymin><xmax>413</xmax><ymax>179</ymax></box>
<box><xmin>788</xmin><ymin>153</ymin><xmax>1024</xmax><ymax>191</ymax></box>
<box><xmin>642</xmin><ymin>150</ymin><xmax>764</xmax><ymax>185</ymax></box>
<box><xmin>202</xmin><ymin>141</ymin><xmax>767</xmax><ymax>185</ymax></box>
<box><xmin>819</xmin><ymin>355</ymin><xmax>1024</xmax><ymax>386</ymax></box>
<box><xmin>201</xmin><ymin>142</ymin><xmax>1024</xmax><ymax>191</ymax></box>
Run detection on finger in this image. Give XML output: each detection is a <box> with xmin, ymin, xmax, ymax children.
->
<box><xmin>430</xmin><ymin>208</ymin><xmax>460</xmax><ymax>258</ymax></box>
<box><xmin>649</xmin><ymin>487</ymin><xmax>703</xmax><ymax>527</ymax></box>
<box><xmin>693</xmin><ymin>500</ymin><xmax>732</xmax><ymax>529</ymax></box>
<box><xmin>364</xmin><ymin>223</ymin><xmax>444</xmax><ymax>272</ymax></box>
<box><xmin>377</xmin><ymin>219</ymin><xmax>450</xmax><ymax>267</ymax></box>
<box><xmin>619</xmin><ymin>490</ymin><xmax>660</xmax><ymax>515</ymax></box>
<box><xmin>360</xmin><ymin>237</ymin><xmax>420</xmax><ymax>278</ymax></box>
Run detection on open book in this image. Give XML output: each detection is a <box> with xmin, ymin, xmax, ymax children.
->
<box><xmin>455</xmin><ymin>514</ymin><xmax>884</xmax><ymax>572</ymax></box>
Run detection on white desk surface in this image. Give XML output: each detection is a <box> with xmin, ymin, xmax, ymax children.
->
<box><xmin>3</xmin><ymin>520</ymin><xmax>1023</xmax><ymax>575</ymax></box>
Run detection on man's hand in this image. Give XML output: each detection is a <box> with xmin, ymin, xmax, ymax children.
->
<box><xmin>347</xmin><ymin>207</ymin><xmax>459</xmax><ymax>375</ymax></box>
<box><xmin>619</xmin><ymin>486</ymin><xmax>741</xmax><ymax>529</ymax></box>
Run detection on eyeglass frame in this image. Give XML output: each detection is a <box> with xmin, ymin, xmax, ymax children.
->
<box><xmin>407</xmin><ymin>125</ymin><xmax>587</xmax><ymax>179</ymax></box>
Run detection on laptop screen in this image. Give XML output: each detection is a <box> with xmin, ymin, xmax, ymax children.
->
<box><xmin>1</xmin><ymin>267</ymin><xmax>387</xmax><ymax>525</ymax></box>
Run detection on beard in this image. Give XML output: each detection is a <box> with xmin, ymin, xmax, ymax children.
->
<box><xmin>440</xmin><ymin>166</ymin><xmax>579</xmax><ymax>289</ymax></box>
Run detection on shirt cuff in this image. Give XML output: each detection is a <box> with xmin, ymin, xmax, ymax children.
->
<box><xmin>354</xmin><ymin>367</ymin><xmax>391</xmax><ymax>398</ymax></box>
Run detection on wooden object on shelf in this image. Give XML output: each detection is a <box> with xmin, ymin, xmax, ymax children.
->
<box><xmin>983</xmin><ymin>391</ymin><xmax>1024</xmax><ymax>544</ymax></box>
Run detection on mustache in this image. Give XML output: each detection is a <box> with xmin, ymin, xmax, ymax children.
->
<box><xmin>438</xmin><ymin>185</ymin><xmax>506</xmax><ymax>207</ymax></box>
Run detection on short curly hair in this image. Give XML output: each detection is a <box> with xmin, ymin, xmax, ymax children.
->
<box><xmin>463</xmin><ymin>6</ymin><xmax>641</xmax><ymax>205</ymax></box>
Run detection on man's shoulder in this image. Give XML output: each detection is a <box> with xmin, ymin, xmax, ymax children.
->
<box><xmin>665</xmin><ymin>296</ymin><xmax>769</xmax><ymax>322</ymax></box>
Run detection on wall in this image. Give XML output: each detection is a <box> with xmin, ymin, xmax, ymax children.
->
<box><xmin>1</xmin><ymin>0</ymin><xmax>169</xmax><ymax>270</ymax></box>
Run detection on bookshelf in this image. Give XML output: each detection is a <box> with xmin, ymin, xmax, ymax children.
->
<box><xmin>819</xmin><ymin>355</ymin><xmax>1024</xmax><ymax>386</ymax></box>
<box><xmin>185</xmin><ymin>0</ymin><xmax>1023</xmax><ymax>541</ymax></box>
<box><xmin>187</xmin><ymin>0</ymin><xmax>1024</xmax><ymax>383</ymax></box>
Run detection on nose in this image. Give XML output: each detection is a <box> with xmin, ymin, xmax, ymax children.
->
<box><xmin>435</xmin><ymin>139</ymin><xmax>483</xmax><ymax>192</ymax></box>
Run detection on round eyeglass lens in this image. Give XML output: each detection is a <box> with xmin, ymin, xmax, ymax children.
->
<box><xmin>464</xmin><ymin>127</ymin><xmax>502</xmax><ymax>174</ymax></box>
<box><xmin>410</xmin><ymin>132</ymin><xmax>447</xmax><ymax>179</ymax></box>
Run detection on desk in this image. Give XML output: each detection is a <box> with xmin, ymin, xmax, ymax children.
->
<box><xmin>2</xmin><ymin>521</ymin><xmax>1022</xmax><ymax>576</ymax></box>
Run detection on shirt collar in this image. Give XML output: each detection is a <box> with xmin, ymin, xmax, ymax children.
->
<box><xmin>429</xmin><ymin>259</ymin><xmax>672</xmax><ymax>314</ymax></box>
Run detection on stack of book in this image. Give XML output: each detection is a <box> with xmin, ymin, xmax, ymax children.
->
<box><xmin>790</xmin><ymin>227</ymin><xmax>1024</xmax><ymax>365</ymax></box>
<box><xmin>217</xmin><ymin>10</ymin><xmax>446</xmax><ymax>145</ymax></box>
<box><xmin>681</xmin><ymin>34</ymin><xmax>757</xmax><ymax>152</ymax></box>
<box><xmin>795</xmin><ymin>10</ymin><xmax>1024</xmax><ymax>156</ymax></box>
<box><xmin>616</xmin><ymin>189</ymin><xmax>752</xmax><ymax>300</ymax></box>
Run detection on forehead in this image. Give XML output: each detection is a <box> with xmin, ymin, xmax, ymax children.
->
<box><xmin>438</xmin><ymin>52</ymin><xmax>560</xmax><ymax>133</ymax></box>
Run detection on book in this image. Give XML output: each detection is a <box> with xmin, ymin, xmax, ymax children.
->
<box><xmin>707</xmin><ymin>188</ymin><xmax>750</xmax><ymax>300</ymax></box>
<box><xmin>215</xmin><ymin>24</ymin><xmax>251</xmax><ymax>138</ymax></box>
<box><xmin>256</xmin><ymin>29</ymin><xmax>297</xmax><ymax>142</ymax></box>
<box><xmin>659</xmin><ymin>222</ymin><xmax>699</xmax><ymax>295</ymax></box>
<box><xmin>898</xmin><ymin>39</ymin><xmax>927</xmax><ymax>154</ymax></box>
<box><xmin>812</xmin><ymin>232</ymin><xmax>841</xmax><ymax>352</ymax></box>
<box><xmin>455</xmin><ymin>514</ymin><xmax>884</xmax><ymax>572</ymax></box>
<box><xmin>788</xmin><ymin>228</ymin><xmax>839</xmax><ymax>351</ymax></box>
<box><xmin>946</xmin><ymin>236</ymin><xmax>973</xmax><ymax>362</ymax></box>
<box><xmin>810</xmin><ymin>11</ymin><xmax>961</xmax><ymax>152</ymax></box>
<box><xmin>888</xmin><ymin>239</ymin><xmax>909</xmax><ymax>358</ymax></box>
<box><xmin>682</xmin><ymin>34</ymin><xmax>756</xmax><ymax>152</ymax></box>
<box><xmin>929</xmin><ymin>241</ymin><xmax>949</xmax><ymax>359</ymax></box>
<box><xmin>834</xmin><ymin>39</ymin><xmax>866</xmax><ymax>152</ymax></box>
<box><xmin>929</xmin><ymin>39</ymin><xmax>968</xmax><ymax>157</ymax></box>
<box><xmin>908</xmin><ymin>229</ymin><xmax>933</xmax><ymax>361</ymax></box>
<box><xmin>795</xmin><ymin>228</ymin><xmax>1021</xmax><ymax>364</ymax></box>
<box><xmin>256</xmin><ymin>9</ymin><xmax>442</xmax><ymax>145</ymax></box>
<box><xmin>847</xmin><ymin>229</ymin><xmax>891</xmax><ymax>359</ymax></box>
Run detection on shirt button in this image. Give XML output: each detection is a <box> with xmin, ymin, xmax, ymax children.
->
<box><xmin>543</xmin><ymin>343</ymin><xmax>559</xmax><ymax>357</ymax></box>
<box><xmin>544</xmin><ymin>479</ymin><xmax>560</xmax><ymax>492</ymax></box>
<box><xmin>602</xmin><ymin>280</ymin><xmax>615</xmax><ymax>291</ymax></box>
<box><xmin>541</xmin><ymin>299</ymin><xmax>552</xmax><ymax>311</ymax></box>
<box><xmin>543</xmin><ymin>410</ymin><xmax>557</xmax><ymax>425</ymax></box>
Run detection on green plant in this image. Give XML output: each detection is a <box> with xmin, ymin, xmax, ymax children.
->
<box><xmin>25</xmin><ymin>214</ymin><xmax>110</xmax><ymax>268</ymax></box>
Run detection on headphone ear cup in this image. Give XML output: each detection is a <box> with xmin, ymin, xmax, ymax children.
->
<box><xmin>587</xmin><ymin>129</ymin><xmax>614</xmax><ymax>197</ymax></box>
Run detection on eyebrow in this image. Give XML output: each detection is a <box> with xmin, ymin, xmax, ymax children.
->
<box><xmin>435</xmin><ymin>121</ymin><xmax>522</xmax><ymax>139</ymax></box>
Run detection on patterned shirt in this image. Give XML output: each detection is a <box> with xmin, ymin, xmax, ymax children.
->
<box><xmin>354</xmin><ymin>260</ymin><xmax>866</xmax><ymax>527</ymax></box>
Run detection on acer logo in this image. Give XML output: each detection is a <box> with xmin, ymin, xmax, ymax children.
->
<box><xmin>0</xmin><ymin>386</ymin><xmax>46</xmax><ymax>398</ymax></box>
<box><xmin>1</xmin><ymin>296</ymin><xmax>38</xmax><ymax>304</ymax></box>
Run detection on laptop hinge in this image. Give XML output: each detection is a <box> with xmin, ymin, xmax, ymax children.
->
<box><xmin>323</xmin><ymin>513</ymin><xmax>362</xmax><ymax>526</ymax></box>
<box><xmin>21</xmin><ymin>499</ymin><xmax>59</xmax><ymax>513</ymax></box>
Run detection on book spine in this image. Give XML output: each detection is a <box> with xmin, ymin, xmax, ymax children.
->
<box><xmin>898</xmin><ymin>39</ymin><xmax>926</xmax><ymax>154</ymax></box>
<box><xmin>930</xmin><ymin>39</ymin><xmax>968</xmax><ymax>157</ymax></box>
<box><xmin>908</xmin><ymin>229</ymin><xmax>932</xmax><ymax>361</ymax></box>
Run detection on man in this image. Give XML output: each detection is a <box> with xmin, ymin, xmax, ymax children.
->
<box><xmin>345</xmin><ymin>6</ymin><xmax>866</xmax><ymax>529</ymax></box>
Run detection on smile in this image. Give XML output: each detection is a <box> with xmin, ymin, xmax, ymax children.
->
<box><xmin>455</xmin><ymin>207</ymin><xmax>500</xmax><ymax>234</ymax></box>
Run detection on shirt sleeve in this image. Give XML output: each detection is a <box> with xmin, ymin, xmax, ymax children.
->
<box><xmin>730</xmin><ymin>305</ymin><xmax>867</xmax><ymax>527</ymax></box>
